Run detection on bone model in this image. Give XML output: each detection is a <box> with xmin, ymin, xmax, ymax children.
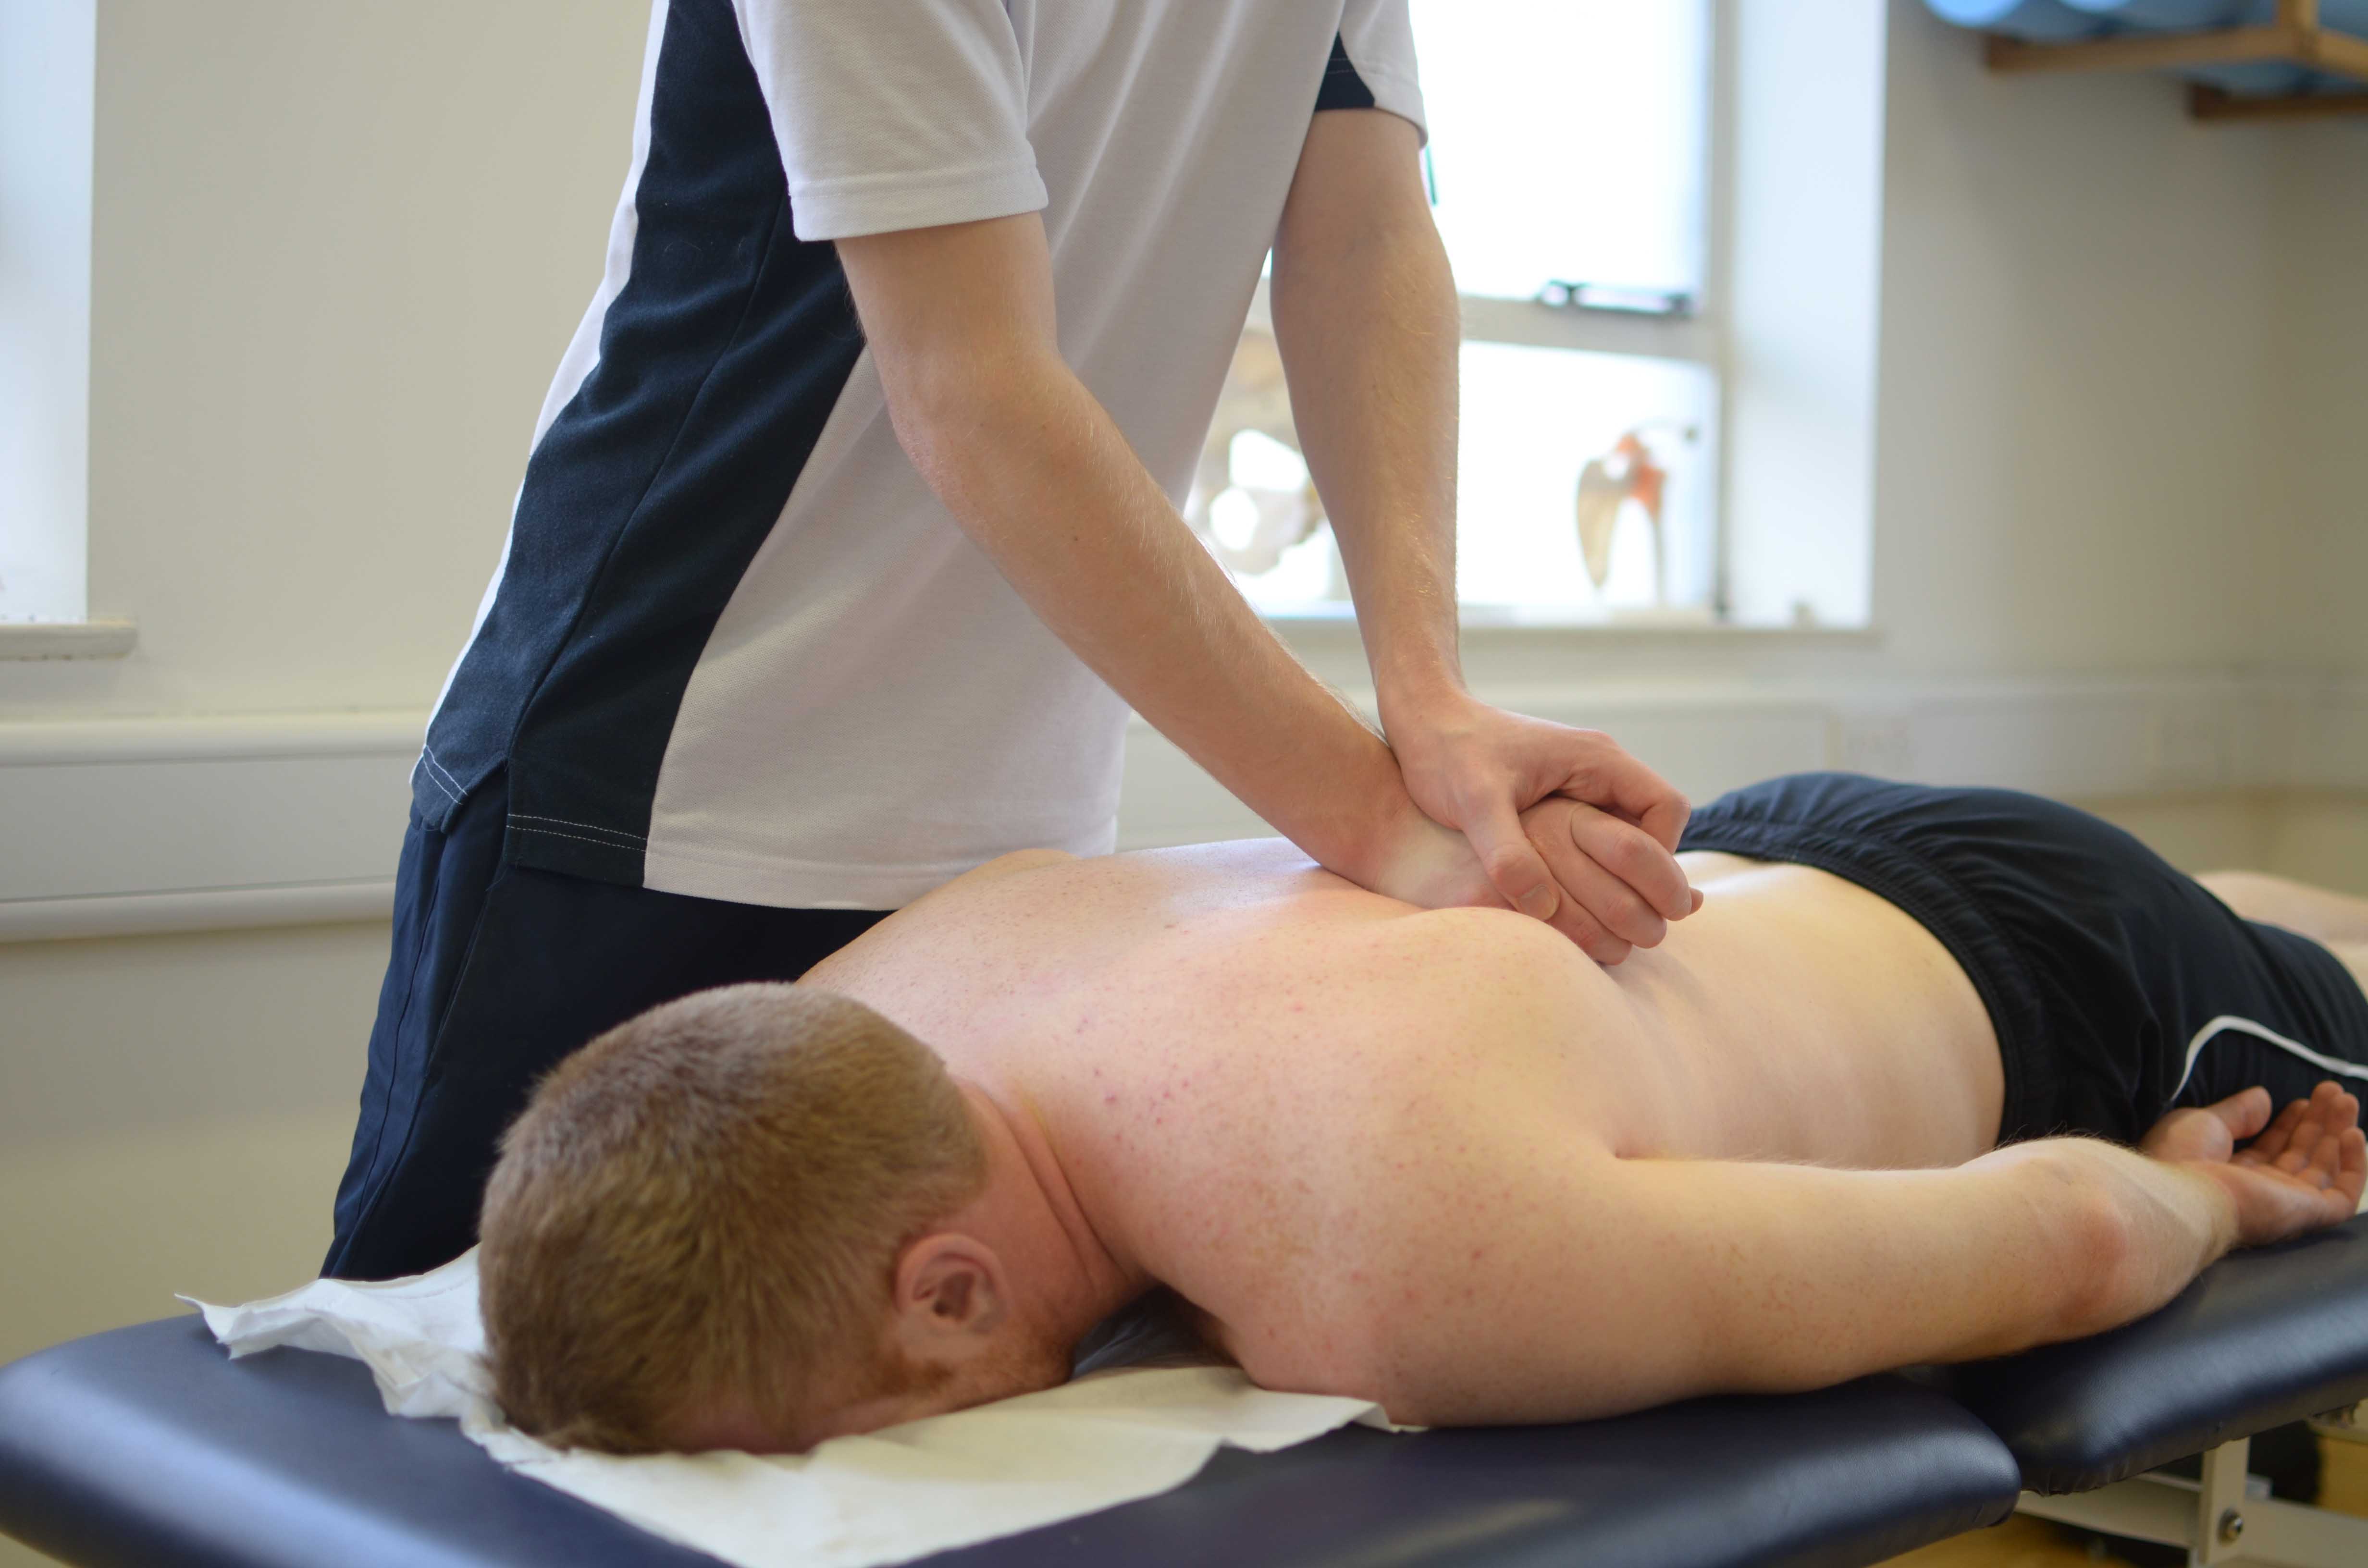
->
<box><xmin>1575</xmin><ymin>430</ymin><xmax>1669</xmax><ymax>601</ymax></box>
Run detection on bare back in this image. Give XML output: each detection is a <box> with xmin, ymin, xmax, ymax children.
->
<box><xmin>806</xmin><ymin>840</ymin><xmax>2002</xmax><ymax>1341</ymax></box>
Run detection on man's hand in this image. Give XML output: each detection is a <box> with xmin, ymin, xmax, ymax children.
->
<box><xmin>2141</xmin><ymin>1082</ymin><xmax>2367</xmax><ymax>1247</ymax></box>
<box><xmin>1384</xmin><ymin>689</ymin><xmax>1699</xmax><ymax>963</ymax></box>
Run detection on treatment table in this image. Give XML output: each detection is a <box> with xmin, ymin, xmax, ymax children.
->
<box><xmin>5</xmin><ymin>1215</ymin><xmax>2368</xmax><ymax>1568</ymax></box>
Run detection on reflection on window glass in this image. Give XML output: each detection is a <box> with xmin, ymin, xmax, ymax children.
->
<box><xmin>1410</xmin><ymin>0</ymin><xmax>1710</xmax><ymax>302</ymax></box>
<box><xmin>1189</xmin><ymin>333</ymin><xmax>1716</xmax><ymax>623</ymax></box>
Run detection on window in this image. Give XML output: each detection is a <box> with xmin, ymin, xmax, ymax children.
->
<box><xmin>1190</xmin><ymin>0</ymin><xmax>1726</xmax><ymax>626</ymax></box>
<box><xmin>0</xmin><ymin>0</ymin><xmax>97</xmax><ymax>625</ymax></box>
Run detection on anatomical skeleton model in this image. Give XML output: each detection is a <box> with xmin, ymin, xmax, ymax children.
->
<box><xmin>1575</xmin><ymin>429</ymin><xmax>1671</xmax><ymax>605</ymax></box>
<box><xmin>1184</xmin><ymin>326</ymin><xmax>1330</xmax><ymax>581</ymax></box>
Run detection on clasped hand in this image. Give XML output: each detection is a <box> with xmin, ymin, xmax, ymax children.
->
<box><xmin>1379</xmin><ymin>690</ymin><xmax>1702</xmax><ymax>964</ymax></box>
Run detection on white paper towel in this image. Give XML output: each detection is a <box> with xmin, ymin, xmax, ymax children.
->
<box><xmin>188</xmin><ymin>1252</ymin><xmax>1391</xmax><ymax>1568</ymax></box>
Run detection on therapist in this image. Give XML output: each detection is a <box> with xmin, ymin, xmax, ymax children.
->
<box><xmin>325</xmin><ymin>0</ymin><xmax>1698</xmax><ymax>1281</ymax></box>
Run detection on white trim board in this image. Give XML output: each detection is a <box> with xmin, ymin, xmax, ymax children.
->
<box><xmin>0</xmin><ymin>621</ymin><xmax>137</xmax><ymax>662</ymax></box>
<box><xmin>0</xmin><ymin>880</ymin><xmax>396</xmax><ymax>944</ymax></box>
<box><xmin>0</xmin><ymin>711</ymin><xmax>422</xmax><ymax>943</ymax></box>
<box><xmin>1</xmin><ymin>675</ymin><xmax>2362</xmax><ymax>942</ymax></box>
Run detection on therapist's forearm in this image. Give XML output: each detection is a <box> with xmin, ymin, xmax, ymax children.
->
<box><xmin>1270</xmin><ymin>128</ymin><xmax>1465</xmax><ymax>725</ymax></box>
<box><xmin>884</xmin><ymin>337</ymin><xmax>1420</xmax><ymax>885</ymax></box>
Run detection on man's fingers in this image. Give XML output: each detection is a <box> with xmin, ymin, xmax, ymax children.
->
<box><xmin>2304</xmin><ymin>1088</ymin><xmax>2359</xmax><ymax>1187</ymax></box>
<box><xmin>1565</xmin><ymin>802</ymin><xmax>1694</xmax><ymax>923</ymax></box>
<box><xmin>1525</xmin><ymin>800</ymin><xmax>1668</xmax><ymax>952</ymax></box>
<box><xmin>2278</xmin><ymin>1083</ymin><xmax>2355</xmax><ymax>1176</ymax></box>
<box><xmin>1463</xmin><ymin>798</ymin><xmax>1562</xmax><ymax>922</ymax></box>
<box><xmin>1569</xmin><ymin>742</ymin><xmax>1692</xmax><ymax>853</ymax></box>
<box><xmin>1552</xmin><ymin>904</ymin><xmax>1633</xmax><ymax>967</ymax></box>
<box><xmin>2338</xmin><ymin>1127</ymin><xmax>2368</xmax><ymax>1213</ymax></box>
<box><xmin>2240</xmin><ymin>1096</ymin><xmax>2312</xmax><ymax>1164</ymax></box>
<box><xmin>1539</xmin><ymin>836</ymin><xmax>1664</xmax><ymax>957</ymax></box>
<box><xmin>2277</xmin><ymin>1117</ymin><xmax>2321</xmax><ymax>1175</ymax></box>
<box><xmin>1636</xmin><ymin>794</ymin><xmax>1691</xmax><ymax>856</ymax></box>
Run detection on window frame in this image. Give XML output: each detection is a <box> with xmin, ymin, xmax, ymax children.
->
<box><xmin>0</xmin><ymin>0</ymin><xmax>99</xmax><ymax>637</ymax></box>
<box><xmin>1235</xmin><ymin>0</ymin><xmax>1737</xmax><ymax>630</ymax></box>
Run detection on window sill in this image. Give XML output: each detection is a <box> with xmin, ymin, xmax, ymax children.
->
<box><xmin>0</xmin><ymin>621</ymin><xmax>138</xmax><ymax>661</ymax></box>
<box><xmin>1262</xmin><ymin>606</ymin><xmax>1880</xmax><ymax>649</ymax></box>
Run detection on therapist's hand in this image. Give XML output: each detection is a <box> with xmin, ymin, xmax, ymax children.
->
<box><xmin>1383</xmin><ymin>690</ymin><xmax>1698</xmax><ymax>963</ymax></box>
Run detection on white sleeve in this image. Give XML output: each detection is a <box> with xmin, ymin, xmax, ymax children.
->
<box><xmin>1334</xmin><ymin>0</ymin><xmax>1427</xmax><ymax>141</ymax></box>
<box><xmin>732</xmin><ymin>0</ymin><xmax>1048</xmax><ymax>242</ymax></box>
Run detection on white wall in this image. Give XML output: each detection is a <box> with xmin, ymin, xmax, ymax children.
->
<box><xmin>0</xmin><ymin>920</ymin><xmax>384</xmax><ymax>1365</ymax></box>
<box><xmin>0</xmin><ymin>12</ymin><xmax>2364</xmax><ymax>1545</ymax></box>
<box><xmin>0</xmin><ymin>0</ymin><xmax>649</xmax><ymax>720</ymax></box>
<box><xmin>2268</xmin><ymin>115</ymin><xmax>2368</xmax><ymax>674</ymax></box>
<box><xmin>1869</xmin><ymin>3</ymin><xmax>2287</xmax><ymax>678</ymax></box>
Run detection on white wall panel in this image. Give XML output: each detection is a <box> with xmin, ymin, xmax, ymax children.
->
<box><xmin>9</xmin><ymin>680</ymin><xmax>2334</xmax><ymax>941</ymax></box>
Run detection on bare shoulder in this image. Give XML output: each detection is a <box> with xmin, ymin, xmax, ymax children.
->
<box><xmin>801</xmin><ymin>849</ymin><xmax>1075</xmax><ymax>991</ymax></box>
<box><xmin>805</xmin><ymin>839</ymin><xmax>1345</xmax><ymax>997</ymax></box>
<box><xmin>959</xmin><ymin>847</ymin><xmax>1077</xmax><ymax>885</ymax></box>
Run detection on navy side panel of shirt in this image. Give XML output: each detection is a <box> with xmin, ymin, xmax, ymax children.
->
<box><xmin>414</xmin><ymin>0</ymin><xmax>864</xmax><ymax>886</ymax></box>
<box><xmin>1315</xmin><ymin>32</ymin><xmax>1378</xmax><ymax>111</ymax></box>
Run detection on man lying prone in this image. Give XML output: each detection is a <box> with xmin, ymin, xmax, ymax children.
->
<box><xmin>477</xmin><ymin>773</ymin><xmax>2368</xmax><ymax>1454</ymax></box>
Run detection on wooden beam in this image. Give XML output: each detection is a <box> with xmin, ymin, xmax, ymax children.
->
<box><xmin>2302</xmin><ymin>23</ymin><xmax>2368</xmax><ymax>83</ymax></box>
<box><xmin>2279</xmin><ymin>0</ymin><xmax>2321</xmax><ymax>29</ymax></box>
<box><xmin>1986</xmin><ymin>24</ymin><xmax>2305</xmax><ymax>75</ymax></box>
<box><xmin>2190</xmin><ymin>82</ymin><xmax>2368</xmax><ymax>119</ymax></box>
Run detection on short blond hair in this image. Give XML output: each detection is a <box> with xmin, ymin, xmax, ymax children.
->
<box><xmin>479</xmin><ymin>984</ymin><xmax>986</xmax><ymax>1453</ymax></box>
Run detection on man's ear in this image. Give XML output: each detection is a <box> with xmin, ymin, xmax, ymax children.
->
<box><xmin>892</xmin><ymin>1233</ymin><xmax>1009</xmax><ymax>1342</ymax></box>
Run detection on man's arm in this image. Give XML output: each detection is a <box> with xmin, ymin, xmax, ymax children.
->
<box><xmin>1269</xmin><ymin>110</ymin><xmax>1697</xmax><ymax>959</ymax></box>
<box><xmin>1235</xmin><ymin>1097</ymin><xmax>2361</xmax><ymax>1428</ymax></box>
<box><xmin>837</xmin><ymin>214</ymin><xmax>1467</xmax><ymax>908</ymax></box>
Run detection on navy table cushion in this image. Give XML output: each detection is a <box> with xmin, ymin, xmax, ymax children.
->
<box><xmin>1944</xmin><ymin>1213</ymin><xmax>2368</xmax><ymax>1494</ymax></box>
<box><xmin>0</xmin><ymin>1316</ymin><xmax>2020</xmax><ymax>1568</ymax></box>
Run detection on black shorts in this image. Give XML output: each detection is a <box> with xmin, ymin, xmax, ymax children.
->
<box><xmin>1678</xmin><ymin>773</ymin><xmax>2368</xmax><ymax>1146</ymax></box>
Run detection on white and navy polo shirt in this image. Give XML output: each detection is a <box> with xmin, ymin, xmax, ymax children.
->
<box><xmin>416</xmin><ymin>0</ymin><xmax>1425</xmax><ymax>910</ymax></box>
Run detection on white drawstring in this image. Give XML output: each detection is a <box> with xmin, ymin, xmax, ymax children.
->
<box><xmin>2168</xmin><ymin>1014</ymin><xmax>2368</xmax><ymax>1103</ymax></box>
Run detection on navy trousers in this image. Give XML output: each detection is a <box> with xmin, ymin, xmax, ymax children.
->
<box><xmin>323</xmin><ymin>770</ymin><xmax>887</xmax><ymax>1281</ymax></box>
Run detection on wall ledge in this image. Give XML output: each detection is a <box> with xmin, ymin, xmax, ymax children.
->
<box><xmin>0</xmin><ymin>620</ymin><xmax>137</xmax><ymax>661</ymax></box>
<box><xmin>1</xmin><ymin>675</ymin><xmax>2360</xmax><ymax>942</ymax></box>
<box><xmin>0</xmin><ymin>879</ymin><xmax>395</xmax><ymax>944</ymax></box>
<box><xmin>0</xmin><ymin>708</ymin><xmax>419</xmax><ymax>765</ymax></box>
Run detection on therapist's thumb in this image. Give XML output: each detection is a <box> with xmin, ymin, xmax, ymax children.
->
<box><xmin>1466</xmin><ymin>802</ymin><xmax>1560</xmax><ymax>921</ymax></box>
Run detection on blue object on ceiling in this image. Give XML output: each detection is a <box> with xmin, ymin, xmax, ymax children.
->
<box><xmin>1924</xmin><ymin>0</ymin><xmax>2112</xmax><ymax>39</ymax></box>
<box><xmin>1924</xmin><ymin>0</ymin><xmax>2368</xmax><ymax>96</ymax></box>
